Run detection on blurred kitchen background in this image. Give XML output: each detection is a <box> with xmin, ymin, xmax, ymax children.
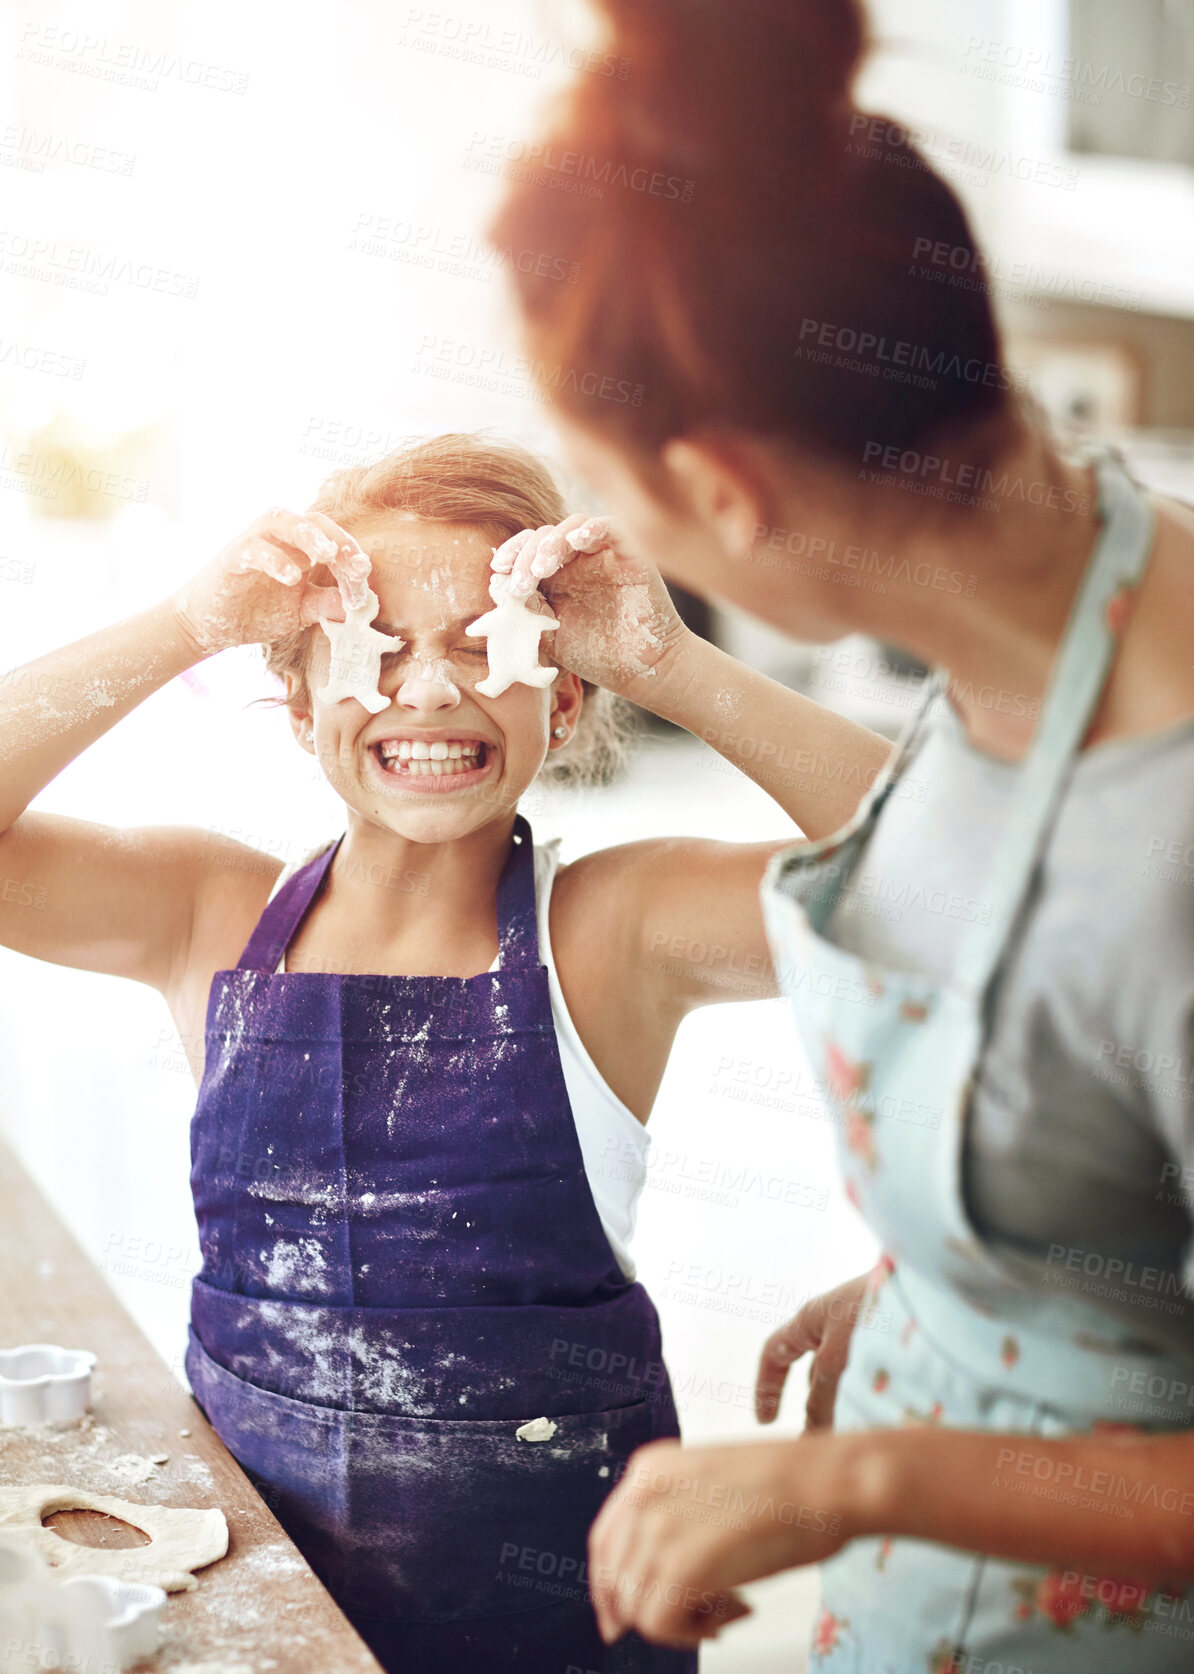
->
<box><xmin>1</xmin><ymin>0</ymin><xmax>1192</xmax><ymax>1666</ymax></box>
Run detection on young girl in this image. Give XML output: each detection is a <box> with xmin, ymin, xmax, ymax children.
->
<box><xmin>0</xmin><ymin>433</ymin><xmax>889</xmax><ymax>1672</ymax></box>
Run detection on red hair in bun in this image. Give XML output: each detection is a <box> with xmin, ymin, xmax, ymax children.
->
<box><xmin>491</xmin><ymin>0</ymin><xmax>1013</xmax><ymax>467</ymax></box>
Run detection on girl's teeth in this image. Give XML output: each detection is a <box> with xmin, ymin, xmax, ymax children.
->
<box><xmin>374</xmin><ymin>744</ymin><xmax>485</xmax><ymax>778</ymax></box>
<box><xmin>373</xmin><ymin>738</ymin><xmax>485</xmax><ymax>775</ymax></box>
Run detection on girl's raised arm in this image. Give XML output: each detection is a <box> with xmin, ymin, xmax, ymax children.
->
<box><xmin>501</xmin><ymin>514</ymin><xmax>894</xmax><ymax>842</ymax></box>
<box><xmin>505</xmin><ymin>516</ymin><xmax>894</xmax><ymax>1017</ymax></box>
<box><xmin>0</xmin><ymin>510</ymin><xmax>361</xmax><ymax>993</ymax></box>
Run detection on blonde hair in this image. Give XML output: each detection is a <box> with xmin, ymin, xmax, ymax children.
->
<box><xmin>260</xmin><ymin>432</ymin><xmax>632</xmax><ymax>786</ymax></box>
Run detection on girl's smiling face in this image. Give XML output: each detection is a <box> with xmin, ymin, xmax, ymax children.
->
<box><xmin>288</xmin><ymin>518</ymin><xmax>581</xmax><ymax>844</ymax></box>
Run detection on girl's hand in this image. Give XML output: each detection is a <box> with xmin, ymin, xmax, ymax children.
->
<box><xmin>588</xmin><ymin>1435</ymin><xmax>852</xmax><ymax>1648</ymax></box>
<box><xmin>169</xmin><ymin>508</ymin><xmax>372</xmax><ymax>656</ymax></box>
<box><xmin>755</xmin><ymin>1270</ymin><xmax>873</xmax><ymax>1430</ymax></box>
<box><xmin>491</xmin><ymin>514</ymin><xmax>687</xmax><ymax>694</ymax></box>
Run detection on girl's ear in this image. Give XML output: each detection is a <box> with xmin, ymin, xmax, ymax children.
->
<box><xmin>549</xmin><ymin>671</ymin><xmax>585</xmax><ymax>745</ymax></box>
<box><xmin>282</xmin><ymin>669</ymin><xmax>315</xmax><ymax>751</ymax></box>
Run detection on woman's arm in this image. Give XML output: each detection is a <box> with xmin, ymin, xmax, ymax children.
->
<box><xmin>870</xmin><ymin>1423</ymin><xmax>1194</xmax><ymax>1578</ymax></box>
<box><xmin>588</xmin><ymin>1424</ymin><xmax>1194</xmax><ymax>1649</ymax></box>
<box><xmin>0</xmin><ymin>510</ymin><xmax>360</xmax><ymax>991</ymax></box>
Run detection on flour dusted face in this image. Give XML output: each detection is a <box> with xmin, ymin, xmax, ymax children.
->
<box><xmin>300</xmin><ymin>520</ymin><xmax>577</xmax><ymax>846</ymax></box>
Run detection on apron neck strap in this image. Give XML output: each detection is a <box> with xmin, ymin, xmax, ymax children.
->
<box><xmin>784</xmin><ymin>668</ymin><xmax>946</xmax><ymax>933</ymax></box>
<box><xmin>494</xmin><ymin>814</ymin><xmax>539</xmax><ymax>969</ymax></box>
<box><xmin>236</xmin><ymin>816</ymin><xmax>541</xmax><ymax>973</ymax></box>
<box><xmin>955</xmin><ymin>449</ymin><xmax>1155</xmax><ymax>993</ymax></box>
<box><xmin>237</xmin><ymin>836</ymin><xmax>343</xmax><ymax>972</ymax></box>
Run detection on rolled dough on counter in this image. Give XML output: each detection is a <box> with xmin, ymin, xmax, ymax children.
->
<box><xmin>0</xmin><ymin>1484</ymin><xmax>228</xmax><ymax>1592</ymax></box>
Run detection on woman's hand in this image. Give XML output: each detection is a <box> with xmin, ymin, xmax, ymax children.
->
<box><xmin>491</xmin><ymin>514</ymin><xmax>688</xmax><ymax>694</ymax></box>
<box><xmin>588</xmin><ymin>1434</ymin><xmax>853</xmax><ymax>1649</ymax></box>
<box><xmin>168</xmin><ymin>508</ymin><xmax>372</xmax><ymax>657</ymax></box>
<box><xmin>756</xmin><ymin>1270</ymin><xmax>874</xmax><ymax>1430</ymax></box>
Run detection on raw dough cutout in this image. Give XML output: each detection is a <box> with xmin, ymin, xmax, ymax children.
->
<box><xmin>515</xmin><ymin>1417</ymin><xmax>558</xmax><ymax>1442</ymax></box>
<box><xmin>0</xmin><ymin>1485</ymin><xmax>227</xmax><ymax>1593</ymax></box>
<box><xmin>317</xmin><ymin>582</ymin><xmax>403</xmax><ymax>714</ymax></box>
<box><xmin>465</xmin><ymin>572</ymin><xmax>558</xmax><ymax>699</ymax></box>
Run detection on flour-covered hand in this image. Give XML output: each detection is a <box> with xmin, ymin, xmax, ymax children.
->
<box><xmin>169</xmin><ymin>508</ymin><xmax>371</xmax><ymax>657</ymax></box>
<box><xmin>491</xmin><ymin>515</ymin><xmax>687</xmax><ymax>695</ymax></box>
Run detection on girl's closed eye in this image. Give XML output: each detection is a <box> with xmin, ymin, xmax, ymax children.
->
<box><xmin>377</xmin><ymin>645</ymin><xmax>488</xmax><ymax>666</ymax></box>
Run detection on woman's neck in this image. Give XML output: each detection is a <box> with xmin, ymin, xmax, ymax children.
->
<box><xmin>768</xmin><ymin>426</ymin><xmax>1107</xmax><ymax>761</ymax></box>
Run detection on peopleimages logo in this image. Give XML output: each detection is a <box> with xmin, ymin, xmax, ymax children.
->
<box><xmin>796</xmin><ymin>317</ymin><xmax>1023</xmax><ymax>392</ymax></box>
<box><xmin>861</xmin><ymin>441</ymin><xmax>1092</xmax><ymax>515</ymax></box>
<box><xmin>911</xmin><ymin>235</ymin><xmax>1143</xmax><ymax>312</ymax></box>
<box><xmin>465</xmin><ymin>132</ymin><xmax>695</xmax><ymax>203</ymax></box>
<box><xmin>400</xmin><ymin>9</ymin><xmax>631</xmax><ymax>80</ymax></box>
<box><xmin>959</xmin><ymin>36</ymin><xmax>1191</xmax><ymax>109</ymax></box>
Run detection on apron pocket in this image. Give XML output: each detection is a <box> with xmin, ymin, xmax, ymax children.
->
<box><xmin>343</xmin><ymin>1398</ymin><xmax>656</xmax><ymax>1623</ymax></box>
<box><xmin>186</xmin><ymin>1328</ymin><xmax>654</xmax><ymax>1623</ymax></box>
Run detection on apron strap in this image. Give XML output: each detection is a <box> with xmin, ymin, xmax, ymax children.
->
<box><xmin>955</xmin><ymin>449</ymin><xmax>1155</xmax><ymax>994</ymax></box>
<box><xmin>235</xmin><ymin>817</ymin><xmax>541</xmax><ymax>973</ymax></box>
<box><xmin>494</xmin><ymin>813</ymin><xmax>540</xmax><ymax>969</ymax></box>
<box><xmin>237</xmin><ymin>836</ymin><xmax>342</xmax><ymax>971</ymax></box>
<box><xmin>769</xmin><ymin>667</ymin><xmax>946</xmax><ymax>932</ymax></box>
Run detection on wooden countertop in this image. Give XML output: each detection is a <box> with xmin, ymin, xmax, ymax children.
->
<box><xmin>0</xmin><ymin>1135</ymin><xmax>382</xmax><ymax>1672</ymax></box>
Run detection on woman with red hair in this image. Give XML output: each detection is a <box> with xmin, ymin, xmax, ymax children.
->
<box><xmin>492</xmin><ymin>0</ymin><xmax>1194</xmax><ymax>1667</ymax></box>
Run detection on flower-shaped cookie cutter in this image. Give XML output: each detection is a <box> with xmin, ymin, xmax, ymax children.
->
<box><xmin>0</xmin><ymin>1536</ymin><xmax>165</xmax><ymax>1671</ymax></box>
<box><xmin>0</xmin><ymin>1345</ymin><xmax>97</xmax><ymax>1427</ymax></box>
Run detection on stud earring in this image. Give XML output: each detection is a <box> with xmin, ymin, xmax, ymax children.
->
<box><xmin>552</xmin><ymin>725</ymin><xmax>567</xmax><ymax>739</ymax></box>
<box><xmin>304</xmin><ymin>730</ymin><xmax>314</xmax><ymax>744</ymax></box>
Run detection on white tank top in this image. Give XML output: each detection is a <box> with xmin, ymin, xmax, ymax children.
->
<box><xmin>265</xmin><ymin>835</ymin><xmax>646</xmax><ymax>1279</ymax></box>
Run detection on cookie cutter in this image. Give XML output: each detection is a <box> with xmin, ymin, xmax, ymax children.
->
<box><xmin>0</xmin><ymin>1536</ymin><xmax>165</xmax><ymax>1672</ymax></box>
<box><xmin>0</xmin><ymin>1345</ymin><xmax>96</xmax><ymax>1427</ymax></box>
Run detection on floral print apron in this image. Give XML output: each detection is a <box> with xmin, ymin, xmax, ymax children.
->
<box><xmin>761</xmin><ymin>451</ymin><xmax>1194</xmax><ymax>1670</ymax></box>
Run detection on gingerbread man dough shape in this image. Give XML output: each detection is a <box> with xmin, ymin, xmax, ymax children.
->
<box><xmin>465</xmin><ymin>572</ymin><xmax>559</xmax><ymax>699</ymax></box>
<box><xmin>317</xmin><ymin>582</ymin><xmax>403</xmax><ymax>714</ymax></box>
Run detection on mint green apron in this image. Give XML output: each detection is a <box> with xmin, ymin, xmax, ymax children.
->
<box><xmin>761</xmin><ymin>451</ymin><xmax>1194</xmax><ymax>1670</ymax></box>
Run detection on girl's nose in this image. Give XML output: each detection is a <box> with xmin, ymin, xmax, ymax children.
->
<box><xmin>395</xmin><ymin>659</ymin><xmax>461</xmax><ymax>711</ymax></box>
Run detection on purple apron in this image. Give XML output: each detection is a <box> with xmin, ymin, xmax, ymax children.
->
<box><xmin>185</xmin><ymin>816</ymin><xmax>693</xmax><ymax>1672</ymax></box>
